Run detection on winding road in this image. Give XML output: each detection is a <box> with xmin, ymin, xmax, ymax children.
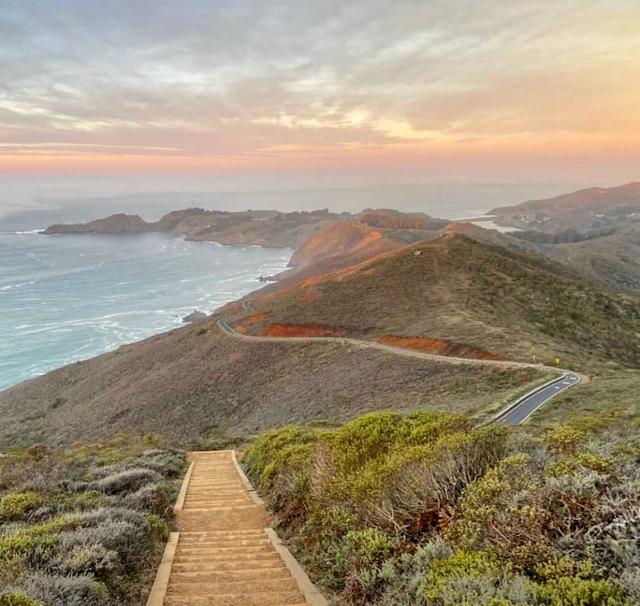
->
<box><xmin>217</xmin><ymin>318</ymin><xmax>584</xmax><ymax>426</ymax></box>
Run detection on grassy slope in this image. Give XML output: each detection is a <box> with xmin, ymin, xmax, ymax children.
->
<box><xmin>245</xmin><ymin>233</ymin><xmax>640</xmax><ymax>369</ymax></box>
<box><xmin>0</xmin><ymin>317</ymin><xmax>543</xmax><ymax>448</ymax></box>
<box><xmin>544</xmin><ymin>225</ymin><xmax>640</xmax><ymax>292</ymax></box>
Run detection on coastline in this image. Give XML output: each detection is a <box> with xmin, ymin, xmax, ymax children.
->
<box><xmin>0</xmin><ymin>232</ymin><xmax>292</xmax><ymax>391</ymax></box>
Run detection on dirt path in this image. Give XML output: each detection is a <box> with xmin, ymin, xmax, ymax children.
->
<box><xmin>147</xmin><ymin>451</ymin><xmax>324</xmax><ymax>606</ymax></box>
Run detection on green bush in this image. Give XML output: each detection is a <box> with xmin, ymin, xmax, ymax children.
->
<box><xmin>244</xmin><ymin>409</ymin><xmax>640</xmax><ymax>605</ymax></box>
<box><xmin>543</xmin><ymin>426</ymin><xmax>585</xmax><ymax>455</ymax></box>
<box><xmin>534</xmin><ymin>575</ymin><xmax>629</xmax><ymax>605</ymax></box>
<box><xmin>0</xmin><ymin>593</ymin><xmax>42</xmax><ymax>606</ymax></box>
<box><xmin>0</xmin><ymin>492</ymin><xmax>45</xmax><ymax>522</ymax></box>
<box><xmin>424</xmin><ymin>550</ymin><xmax>532</xmax><ymax>606</ymax></box>
<box><xmin>0</xmin><ymin>516</ymin><xmax>79</xmax><ymax>561</ymax></box>
<box><xmin>243</xmin><ymin>425</ymin><xmax>321</xmax><ymax>487</ymax></box>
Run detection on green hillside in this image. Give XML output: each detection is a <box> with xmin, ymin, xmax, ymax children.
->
<box><xmin>243</xmin><ymin>233</ymin><xmax>640</xmax><ymax>368</ymax></box>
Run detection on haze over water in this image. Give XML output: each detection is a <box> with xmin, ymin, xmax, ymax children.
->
<box><xmin>0</xmin><ymin>231</ymin><xmax>290</xmax><ymax>390</ymax></box>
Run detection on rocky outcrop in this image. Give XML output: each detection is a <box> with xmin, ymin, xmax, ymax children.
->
<box><xmin>182</xmin><ymin>310</ymin><xmax>208</xmax><ymax>323</ymax></box>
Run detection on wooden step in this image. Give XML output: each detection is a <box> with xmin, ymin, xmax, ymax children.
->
<box><xmin>164</xmin><ymin>591</ymin><xmax>304</xmax><ymax>606</ymax></box>
<box><xmin>145</xmin><ymin>451</ymin><xmax>324</xmax><ymax>606</ymax></box>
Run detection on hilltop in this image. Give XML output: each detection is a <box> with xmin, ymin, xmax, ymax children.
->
<box><xmin>266</xmin><ymin>212</ymin><xmax>447</xmax><ymax>289</ymax></box>
<box><xmin>235</xmin><ymin>232</ymin><xmax>640</xmax><ymax>368</ymax></box>
<box><xmin>44</xmin><ymin>212</ymin><xmax>150</xmax><ymax>234</ymax></box>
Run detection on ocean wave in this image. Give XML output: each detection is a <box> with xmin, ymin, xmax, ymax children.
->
<box><xmin>1</xmin><ymin>238</ymin><xmax>294</xmax><ymax>389</ymax></box>
<box><xmin>0</xmin><ymin>281</ymin><xmax>35</xmax><ymax>291</ymax></box>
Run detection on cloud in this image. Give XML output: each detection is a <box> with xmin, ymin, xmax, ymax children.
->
<box><xmin>0</xmin><ymin>0</ymin><xmax>638</xmax><ymax>174</ymax></box>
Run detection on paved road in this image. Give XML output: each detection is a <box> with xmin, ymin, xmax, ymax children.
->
<box><xmin>217</xmin><ymin>318</ymin><xmax>584</xmax><ymax>425</ymax></box>
<box><xmin>494</xmin><ymin>372</ymin><xmax>581</xmax><ymax>425</ymax></box>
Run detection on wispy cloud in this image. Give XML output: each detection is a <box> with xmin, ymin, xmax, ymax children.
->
<box><xmin>0</xmin><ymin>0</ymin><xmax>638</xmax><ymax>179</ymax></box>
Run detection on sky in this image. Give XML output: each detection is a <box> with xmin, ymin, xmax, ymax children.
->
<box><xmin>1</xmin><ymin>0</ymin><xmax>639</xmax><ymax>218</ymax></box>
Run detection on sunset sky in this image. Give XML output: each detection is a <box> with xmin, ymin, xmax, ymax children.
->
<box><xmin>1</xmin><ymin>0</ymin><xmax>639</xmax><ymax>211</ymax></box>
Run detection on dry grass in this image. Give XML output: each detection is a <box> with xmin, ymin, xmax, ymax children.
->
<box><xmin>245</xmin><ymin>233</ymin><xmax>640</xmax><ymax>370</ymax></box>
<box><xmin>0</xmin><ymin>321</ymin><xmax>545</xmax><ymax>448</ymax></box>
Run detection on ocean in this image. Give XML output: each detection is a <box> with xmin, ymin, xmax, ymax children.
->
<box><xmin>0</xmin><ymin>231</ymin><xmax>290</xmax><ymax>391</ymax></box>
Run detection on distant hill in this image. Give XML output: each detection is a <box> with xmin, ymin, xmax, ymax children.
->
<box><xmin>43</xmin><ymin>207</ymin><xmax>345</xmax><ymax>248</ymax></box>
<box><xmin>287</xmin><ymin>210</ymin><xmax>445</xmax><ymax>273</ymax></box>
<box><xmin>490</xmin><ymin>182</ymin><xmax>640</xmax><ymax>233</ymax></box>
<box><xmin>42</xmin><ymin>206</ymin><xmax>449</xmax><ymax>251</ymax></box>
<box><xmin>289</xmin><ymin>222</ymin><xmax>401</xmax><ymax>271</ymax></box>
<box><xmin>44</xmin><ymin>213</ymin><xmax>150</xmax><ymax>234</ymax></box>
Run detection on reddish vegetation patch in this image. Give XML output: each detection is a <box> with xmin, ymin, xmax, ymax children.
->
<box><xmin>233</xmin><ymin>311</ymin><xmax>272</xmax><ymax>333</ymax></box>
<box><xmin>243</xmin><ymin>311</ymin><xmax>272</xmax><ymax>325</ymax></box>
<box><xmin>260</xmin><ymin>323</ymin><xmax>346</xmax><ymax>337</ymax></box>
<box><xmin>289</xmin><ymin>222</ymin><xmax>399</xmax><ymax>270</ymax></box>
<box><xmin>378</xmin><ymin>335</ymin><xmax>507</xmax><ymax>361</ymax></box>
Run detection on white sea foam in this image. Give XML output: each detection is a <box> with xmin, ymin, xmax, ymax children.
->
<box><xmin>0</xmin><ymin>281</ymin><xmax>35</xmax><ymax>291</ymax></box>
<box><xmin>0</xmin><ymin>231</ymin><xmax>291</xmax><ymax>390</ymax></box>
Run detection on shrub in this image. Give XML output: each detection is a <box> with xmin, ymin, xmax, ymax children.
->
<box><xmin>245</xmin><ymin>410</ymin><xmax>640</xmax><ymax>604</ymax></box>
<box><xmin>122</xmin><ymin>482</ymin><xmax>174</xmax><ymax>515</ymax></box>
<box><xmin>337</xmin><ymin>528</ymin><xmax>396</xmax><ymax>573</ymax></box>
<box><xmin>0</xmin><ymin>493</ymin><xmax>45</xmax><ymax>522</ymax></box>
<box><xmin>0</xmin><ymin>516</ymin><xmax>78</xmax><ymax>563</ymax></box>
<box><xmin>90</xmin><ymin>468</ymin><xmax>163</xmax><ymax>495</ymax></box>
<box><xmin>60</xmin><ymin>543</ymin><xmax>118</xmax><ymax>576</ymax></box>
<box><xmin>60</xmin><ymin>512</ymin><xmax>151</xmax><ymax>574</ymax></box>
<box><xmin>586</xmin><ymin>505</ymin><xmax>640</xmax><ymax>573</ymax></box>
<box><xmin>0</xmin><ymin>593</ymin><xmax>42</xmax><ymax>606</ymax></box>
<box><xmin>326</xmin><ymin>413</ymin><xmax>405</xmax><ymax>472</ymax></box>
<box><xmin>0</xmin><ymin>437</ymin><xmax>185</xmax><ymax>606</ymax></box>
<box><xmin>360</xmin><ymin>540</ymin><xmax>452</xmax><ymax>606</ymax></box>
<box><xmin>243</xmin><ymin>425</ymin><xmax>320</xmax><ymax>487</ymax></box>
<box><xmin>320</xmin><ymin>528</ymin><xmax>398</xmax><ymax>598</ymax></box>
<box><xmin>423</xmin><ymin>551</ymin><xmax>532</xmax><ymax>606</ymax></box>
<box><xmin>22</xmin><ymin>573</ymin><xmax>109</xmax><ymax>606</ymax></box>
<box><xmin>137</xmin><ymin>450</ymin><xmax>186</xmax><ymax>478</ymax></box>
<box><xmin>445</xmin><ymin>455</ymin><xmax>555</xmax><ymax>570</ymax></box>
<box><xmin>533</xmin><ymin>575</ymin><xmax>628</xmax><ymax>605</ymax></box>
<box><xmin>619</xmin><ymin>567</ymin><xmax>640</xmax><ymax>602</ymax></box>
<box><xmin>146</xmin><ymin>513</ymin><xmax>169</xmax><ymax>542</ymax></box>
<box><xmin>543</xmin><ymin>426</ymin><xmax>586</xmax><ymax>455</ymax></box>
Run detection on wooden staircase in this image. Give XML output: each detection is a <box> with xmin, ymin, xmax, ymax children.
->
<box><xmin>147</xmin><ymin>451</ymin><xmax>324</xmax><ymax>606</ymax></box>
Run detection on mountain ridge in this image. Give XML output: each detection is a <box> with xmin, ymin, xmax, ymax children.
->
<box><xmin>490</xmin><ymin>181</ymin><xmax>640</xmax><ymax>233</ymax></box>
